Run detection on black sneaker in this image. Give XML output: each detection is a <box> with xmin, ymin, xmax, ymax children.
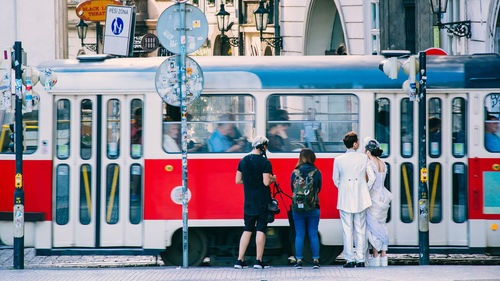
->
<box><xmin>294</xmin><ymin>261</ymin><xmax>303</xmax><ymax>269</ymax></box>
<box><xmin>253</xmin><ymin>260</ymin><xmax>270</xmax><ymax>269</ymax></box>
<box><xmin>355</xmin><ymin>262</ymin><xmax>365</xmax><ymax>267</ymax></box>
<box><xmin>343</xmin><ymin>261</ymin><xmax>356</xmax><ymax>268</ymax></box>
<box><xmin>234</xmin><ymin>259</ymin><xmax>246</xmax><ymax>269</ymax></box>
<box><xmin>312</xmin><ymin>260</ymin><xmax>320</xmax><ymax>269</ymax></box>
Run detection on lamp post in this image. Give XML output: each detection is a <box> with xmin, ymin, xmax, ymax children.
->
<box><xmin>253</xmin><ymin>0</ymin><xmax>281</xmax><ymax>55</ymax></box>
<box><xmin>215</xmin><ymin>3</ymin><xmax>241</xmax><ymax>55</ymax></box>
<box><xmin>76</xmin><ymin>19</ymin><xmax>98</xmax><ymax>53</ymax></box>
<box><xmin>429</xmin><ymin>0</ymin><xmax>471</xmax><ymax>38</ymax></box>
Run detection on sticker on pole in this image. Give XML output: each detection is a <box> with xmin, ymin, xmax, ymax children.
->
<box><xmin>156</xmin><ymin>3</ymin><xmax>208</xmax><ymax>54</ymax></box>
<box><xmin>171</xmin><ymin>186</ymin><xmax>191</xmax><ymax>205</ymax></box>
<box><xmin>155</xmin><ymin>55</ymin><xmax>203</xmax><ymax>106</ymax></box>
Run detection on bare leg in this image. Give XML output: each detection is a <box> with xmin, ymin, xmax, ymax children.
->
<box><xmin>238</xmin><ymin>231</ymin><xmax>252</xmax><ymax>261</ymax></box>
<box><xmin>380</xmin><ymin>250</ymin><xmax>387</xmax><ymax>257</ymax></box>
<box><xmin>256</xmin><ymin>231</ymin><xmax>266</xmax><ymax>261</ymax></box>
<box><xmin>372</xmin><ymin>247</ymin><xmax>379</xmax><ymax>258</ymax></box>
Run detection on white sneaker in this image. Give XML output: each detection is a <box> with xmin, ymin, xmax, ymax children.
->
<box><xmin>371</xmin><ymin>256</ymin><xmax>381</xmax><ymax>267</ymax></box>
<box><xmin>380</xmin><ymin>256</ymin><xmax>388</xmax><ymax>266</ymax></box>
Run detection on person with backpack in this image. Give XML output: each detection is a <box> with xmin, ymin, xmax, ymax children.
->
<box><xmin>290</xmin><ymin>148</ymin><xmax>322</xmax><ymax>269</ymax></box>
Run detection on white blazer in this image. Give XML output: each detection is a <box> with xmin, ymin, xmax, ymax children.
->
<box><xmin>333</xmin><ymin>150</ymin><xmax>375</xmax><ymax>213</ymax></box>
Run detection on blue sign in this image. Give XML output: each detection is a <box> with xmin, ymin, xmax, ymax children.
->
<box><xmin>111</xmin><ymin>17</ymin><xmax>124</xmax><ymax>35</ymax></box>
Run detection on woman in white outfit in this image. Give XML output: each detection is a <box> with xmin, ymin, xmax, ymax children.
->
<box><xmin>363</xmin><ymin>138</ymin><xmax>392</xmax><ymax>266</ymax></box>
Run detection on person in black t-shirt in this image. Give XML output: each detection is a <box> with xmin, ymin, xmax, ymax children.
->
<box><xmin>234</xmin><ymin>136</ymin><xmax>276</xmax><ymax>269</ymax></box>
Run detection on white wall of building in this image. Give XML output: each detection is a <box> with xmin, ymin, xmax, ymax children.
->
<box><xmin>0</xmin><ymin>0</ymin><xmax>63</xmax><ymax>66</ymax></box>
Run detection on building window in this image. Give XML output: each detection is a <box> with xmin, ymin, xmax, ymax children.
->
<box><xmin>370</xmin><ymin>0</ymin><xmax>380</xmax><ymax>54</ymax></box>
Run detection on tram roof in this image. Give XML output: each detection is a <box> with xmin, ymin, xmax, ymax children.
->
<box><xmin>38</xmin><ymin>54</ymin><xmax>500</xmax><ymax>93</ymax></box>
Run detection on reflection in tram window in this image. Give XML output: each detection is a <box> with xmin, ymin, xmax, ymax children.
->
<box><xmin>130</xmin><ymin>164</ymin><xmax>142</xmax><ymax>224</ymax></box>
<box><xmin>79</xmin><ymin>164</ymin><xmax>92</xmax><ymax>225</ymax></box>
<box><xmin>0</xmin><ymin>103</ymin><xmax>39</xmax><ymax>154</ymax></box>
<box><xmin>56</xmin><ymin>164</ymin><xmax>70</xmax><ymax>225</ymax></box>
<box><xmin>452</xmin><ymin>163</ymin><xmax>467</xmax><ymax>223</ymax></box>
<box><xmin>452</xmin><ymin>98</ymin><xmax>467</xmax><ymax>157</ymax></box>
<box><xmin>400</xmin><ymin>162</ymin><xmax>414</xmax><ymax>223</ymax></box>
<box><xmin>428</xmin><ymin>98</ymin><xmax>442</xmax><ymax>158</ymax></box>
<box><xmin>484</xmin><ymin>94</ymin><xmax>500</xmax><ymax>152</ymax></box>
<box><xmin>56</xmin><ymin>99</ymin><xmax>71</xmax><ymax>159</ymax></box>
<box><xmin>375</xmin><ymin>98</ymin><xmax>390</xmax><ymax>157</ymax></box>
<box><xmin>106</xmin><ymin>164</ymin><xmax>120</xmax><ymax>224</ymax></box>
<box><xmin>428</xmin><ymin>162</ymin><xmax>442</xmax><ymax>223</ymax></box>
<box><xmin>80</xmin><ymin>99</ymin><xmax>93</xmax><ymax>160</ymax></box>
<box><xmin>400</xmin><ymin>98</ymin><xmax>413</xmax><ymax>158</ymax></box>
<box><xmin>266</xmin><ymin>94</ymin><xmax>359</xmax><ymax>152</ymax></box>
<box><xmin>162</xmin><ymin>95</ymin><xmax>255</xmax><ymax>153</ymax></box>
<box><xmin>384</xmin><ymin>163</ymin><xmax>391</xmax><ymax>222</ymax></box>
<box><xmin>107</xmin><ymin>99</ymin><xmax>120</xmax><ymax>159</ymax></box>
<box><xmin>130</xmin><ymin>99</ymin><xmax>143</xmax><ymax>159</ymax></box>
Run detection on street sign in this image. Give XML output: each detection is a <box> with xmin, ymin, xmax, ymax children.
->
<box><xmin>156</xmin><ymin>3</ymin><xmax>208</xmax><ymax>54</ymax></box>
<box><xmin>155</xmin><ymin>55</ymin><xmax>203</xmax><ymax>106</ymax></box>
<box><xmin>103</xmin><ymin>5</ymin><xmax>135</xmax><ymax>56</ymax></box>
<box><xmin>76</xmin><ymin>0</ymin><xmax>122</xmax><ymax>22</ymax></box>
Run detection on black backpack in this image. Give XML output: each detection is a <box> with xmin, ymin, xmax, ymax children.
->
<box><xmin>292</xmin><ymin>169</ymin><xmax>317</xmax><ymax>212</ymax></box>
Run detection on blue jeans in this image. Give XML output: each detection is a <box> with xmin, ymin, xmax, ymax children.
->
<box><xmin>292</xmin><ymin>208</ymin><xmax>320</xmax><ymax>260</ymax></box>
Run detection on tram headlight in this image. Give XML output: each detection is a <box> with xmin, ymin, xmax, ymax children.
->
<box><xmin>378</xmin><ymin>57</ymin><xmax>400</xmax><ymax>80</ymax></box>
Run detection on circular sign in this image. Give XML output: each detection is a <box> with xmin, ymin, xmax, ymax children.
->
<box><xmin>156</xmin><ymin>3</ymin><xmax>209</xmax><ymax>54</ymax></box>
<box><xmin>171</xmin><ymin>186</ymin><xmax>191</xmax><ymax>205</ymax></box>
<box><xmin>155</xmin><ymin>55</ymin><xmax>204</xmax><ymax>107</ymax></box>
<box><xmin>140</xmin><ymin>33</ymin><xmax>160</xmax><ymax>52</ymax></box>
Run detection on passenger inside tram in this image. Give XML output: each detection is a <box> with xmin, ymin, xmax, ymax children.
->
<box><xmin>485</xmin><ymin>114</ymin><xmax>500</xmax><ymax>152</ymax></box>
<box><xmin>300</xmin><ymin>108</ymin><xmax>323</xmax><ymax>150</ymax></box>
<box><xmin>208</xmin><ymin>113</ymin><xmax>246</xmax><ymax>152</ymax></box>
<box><xmin>163</xmin><ymin>123</ymin><xmax>181</xmax><ymax>152</ymax></box>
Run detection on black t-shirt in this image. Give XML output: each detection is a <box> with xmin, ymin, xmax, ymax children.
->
<box><xmin>237</xmin><ymin>154</ymin><xmax>273</xmax><ymax>216</ymax></box>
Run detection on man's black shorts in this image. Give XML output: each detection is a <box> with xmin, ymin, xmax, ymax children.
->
<box><xmin>244</xmin><ymin>213</ymin><xmax>268</xmax><ymax>232</ymax></box>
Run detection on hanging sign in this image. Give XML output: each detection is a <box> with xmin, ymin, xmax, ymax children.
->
<box><xmin>76</xmin><ymin>0</ymin><xmax>122</xmax><ymax>22</ymax></box>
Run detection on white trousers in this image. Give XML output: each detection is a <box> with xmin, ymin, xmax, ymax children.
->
<box><xmin>340</xmin><ymin>210</ymin><xmax>367</xmax><ymax>263</ymax></box>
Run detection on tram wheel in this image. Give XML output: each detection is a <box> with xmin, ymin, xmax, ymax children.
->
<box><xmin>160</xmin><ymin>228</ymin><xmax>208</xmax><ymax>266</ymax></box>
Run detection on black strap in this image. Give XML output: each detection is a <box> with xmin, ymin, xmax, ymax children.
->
<box><xmin>271</xmin><ymin>182</ymin><xmax>292</xmax><ymax>213</ymax></box>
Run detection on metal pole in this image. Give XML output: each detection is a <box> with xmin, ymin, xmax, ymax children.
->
<box><xmin>417</xmin><ymin>51</ymin><xmax>429</xmax><ymax>265</ymax></box>
<box><xmin>220</xmin><ymin>29</ymin><xmax>225</xmax><ymax>56</ymax></box>
<box><xmin>96</xmin><ymin>22</ymin><xmax>101</xmax><ymax>54</ymax></box>
<box><xmin>13</xmin><ymin>41</ymin><xmax>24</xmax><ymax>270</ymax></box>
<box><xmin>178</xmin><ymin>1</ymin><xmax>189</xmax><ymax>269</ymax></box>
<box><xmin>238</xmin><ymin>0</ymin><xmax>243</xmax><ymax>55</ymax></box>
<box><xmin>274</xmin><ymin>0</ymin><xmax>280</xmax><ymax>55</ymax></box>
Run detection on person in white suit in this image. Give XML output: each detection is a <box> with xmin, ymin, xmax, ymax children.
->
<box><xmin>333</xmin><ymin>131</ymin><xmax>375</xmax><ymax>268</ymax></box>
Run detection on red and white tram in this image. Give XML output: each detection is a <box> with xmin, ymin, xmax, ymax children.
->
<box><xmin>0</xmin><ymin>55</ymin><xmax>499</xmax><ymax>265</ymax></box>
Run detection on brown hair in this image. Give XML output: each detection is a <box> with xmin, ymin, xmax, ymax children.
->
<box><xmin>295</xmin><ymin>148</ymin><xmax>317</xmax><ymax>169</ymax></box>
<box><xmin>343</xmin><ymin>131</ymin><xmax>358</xmax><ymax>149</ymax></box>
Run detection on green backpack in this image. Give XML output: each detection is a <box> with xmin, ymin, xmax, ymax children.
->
<box><xmin>292</xmin><ymin>169</ymin><xmax>318</xmax><ymax>212</ymax></box>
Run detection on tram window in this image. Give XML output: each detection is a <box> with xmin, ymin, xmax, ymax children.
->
<box><xmin>107</xmin><ymin>99</ymin><xmax>120</xmax><ymax>159</ymax></box>
<box><xmin>452</xmin><ymin>163</ymin><xmax>467</xmax><ymax>223</ymax></box>
<box><xmin>130</xmin><ymin>99</ymin><xmax>143</xmax><ymax>159</ymax></box>
<box><xmin>56</xmin><ymin>99</ymin><xmax>71</xmax><ymax>159</ymax></box>
<box><xmin>80</xmin><ymin>99</ymin><xmax>93</xmax><ymax>160</ymax></box>
<box><xmin>451</xmin><ymin>98</ymin><xmax>467</xmax><ymax>157</ymax></box>
<box><xmin>428</xmin><ymin>98</ymin><xmax>442</xmax><ymax>158</ymax></box>
<box><xmin>56</xmin><ymin>164</ymin><xmax>70</xmax><ymax>225</ymax></box>
<box><xmin>162</xmin><ymin>95</ymin><xmax>255</xmax><ymax>153</ymax></box>
<box><xmin>375</xmin><ymin>98</ymin><xmax>390</xmax><ymax>157</ymax></box>
<box><xmin>428</xmin><ymin>162</ymin><xmax>442</xmax><ymax>223</ymax></box>
<box><xmin>105</xmin><ymin>164</ymin><xmax>120</xmax><ymax>224</ymax></box>
<box><xmin>484</xmin><ymin>94</ymin><xmax>500</xmax><ymax>152</ymax></box>
<box><xmin>79</xmin><ymin>164</ymin><xmax>92</xmax><ymax>225</ymax></box>
<box><xmin>400</xmin><ymin>162</ymin><xmax>414</xmax><ymax>223</ymax></box>
<box><xmin>384</xmin><ymin>163</ymin><xmax>391</xmax><ymax>223</ymax></box>
<box><xmin>400</xmin><ymin>98</ymin><xmax>413</xmax><ymax>158</ymax></box>
<box><xmin>0</xmin><ymin>104</ymin><xmax>39</xmax><ymax>154</ymax></box>
<box><xmin>266</xmin><ymin>94</ymin><xmax>359</xmax><ymax>152</ymax></box>
<box><xmin>129</xmin><ymin>164</ymin><xmax>142</xmax><ymax>224</ymax></box>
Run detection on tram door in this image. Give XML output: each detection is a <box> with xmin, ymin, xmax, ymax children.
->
<box><xmin>52</xmin><ymin>95</ymin><xmax>144</xmax><ymax>248</ymax></box>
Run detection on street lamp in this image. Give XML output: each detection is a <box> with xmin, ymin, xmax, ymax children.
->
<box><xmin>215</xmin><ymin>3</ymin><xmax>241</xmax><ymax>55</ymax></box>
<box><xmin>76</xmin><ymin>19</ymin><xmax>97</xmax><ymax>52</ymax></box>
<box><xmin>429</xmin><ymin>0</ymin><xmax>471</xmax><ymax>38</ymax></box>
<box><xmin>253</xmin><ymin>0</ymin><xmax>282</xmax><ymax>54</ymax></box>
